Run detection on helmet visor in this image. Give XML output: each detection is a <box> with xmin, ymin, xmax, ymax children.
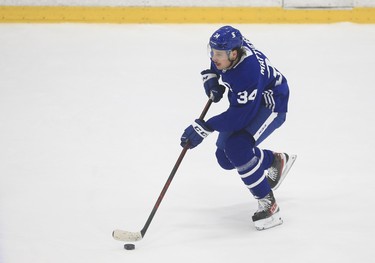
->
<box><xmin>207</xmin><ymin>44</ymin><xmax>230</xmax><ymax>59</ymax></box>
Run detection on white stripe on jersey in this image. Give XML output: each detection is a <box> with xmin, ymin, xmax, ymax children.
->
<box><xmin>253</xmin><ymin>112</ymin><xmax>278</xmax><ymax>141</ymax></box>
<box><xmin>263</xmin><ymin>90</ymin><xmax>276</xmax><ymax>111</ymax></box>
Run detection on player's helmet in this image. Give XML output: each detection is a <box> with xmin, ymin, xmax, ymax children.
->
<box><xmin>209</xmin><ymin>25</ymin><xmax>243</xmax><ymax>51</ymax></box>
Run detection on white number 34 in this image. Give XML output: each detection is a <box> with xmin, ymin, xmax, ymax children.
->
<box><xmin>237</xmin><ymin>89</ymin><xmax>257</xmax><ymax>104</ymax></box>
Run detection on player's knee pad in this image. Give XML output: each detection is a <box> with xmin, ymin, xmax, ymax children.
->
<box><xmin>215</xmin><ymin>148</ymin><xmax>235</xmax><ymax>170</ymax></box>
<box><xmin>224</xmin><ymin>131</ymin><xmax>256</xmax><ymax>167</ymax></box>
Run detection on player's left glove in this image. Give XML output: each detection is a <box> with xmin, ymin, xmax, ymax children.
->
<box><xmin>201</xmin><ymin>69</ymin><xmax>225</xmax><ymax>103</ymax></box>
<box><xmin>180</xmin><ymin>119</ymin><xmax>213</xmax><ymax>149</ymax></box>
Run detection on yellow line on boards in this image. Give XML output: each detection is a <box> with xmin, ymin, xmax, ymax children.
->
<box><xmin>0</xmin><ymin>6</ymin><xmax>374</xmax><ymax>24</ymax></box>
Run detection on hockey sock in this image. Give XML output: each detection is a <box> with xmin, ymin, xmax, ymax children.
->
<box><xmin>261</xmin><ymin>149</ymin><xmax>275</xmax><ymax>170</ymax></box>
<box><xmin>224</xmin><ymin>132</ymin><xmax>271</xmax><ymax>199</ymax></box>
<box><xmin>239</xmin><ymin>147</ymin><xmax>271</xmax><ymax>199</ymax></box>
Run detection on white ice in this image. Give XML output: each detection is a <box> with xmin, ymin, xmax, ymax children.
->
<box><xmin>0</xmin><ymin>23</ymin><xmax>374</xmax><ymax>263</ymax></box>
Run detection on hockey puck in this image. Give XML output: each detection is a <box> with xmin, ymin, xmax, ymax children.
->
<box><xmin>124</xmin><ymin>244</ymin><xmax>135</xmax><ymax>250</ymax></box>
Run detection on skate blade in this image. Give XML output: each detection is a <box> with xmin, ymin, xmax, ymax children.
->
<box><xmin>273</xmin><ymin>154</ymin><xmax>297</xmax><ymax>190</ymax></box>
<box><xmin>254</xmin><ymin>212</ymin><xmax>283</xmax><ymax>231</ymax></box>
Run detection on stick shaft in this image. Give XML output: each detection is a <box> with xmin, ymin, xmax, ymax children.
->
<box><xmin>140</xmin><ymin>99</ymin><xmax>212</xmax><ymax>238</ymax></box>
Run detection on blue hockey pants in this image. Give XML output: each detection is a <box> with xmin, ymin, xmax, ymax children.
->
<box><xmin>215</xmin><ymin>106</ymin><xmax>286</xmax><ymax>199</ymax></box>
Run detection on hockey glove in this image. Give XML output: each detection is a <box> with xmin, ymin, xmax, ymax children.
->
<box><xmin>180</xmin><ymin>119</ymin><xmax>213</xmax><ymax>149</ymax></box>
<box><xmin>201</xmin><ymin>69</ymin><xmax>225</xmax><ymax>103</ymax></box>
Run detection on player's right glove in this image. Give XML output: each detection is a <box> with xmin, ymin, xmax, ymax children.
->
<box><xmin>201</xmin><ymin>69</ymin><xmax>225</xmax><ymax>103</ymax></box>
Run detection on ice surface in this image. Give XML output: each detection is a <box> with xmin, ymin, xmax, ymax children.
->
<box><xmin>0</xmin><ymin>23</ymin><xmax>374</xmax><ymax>263</ymax></box>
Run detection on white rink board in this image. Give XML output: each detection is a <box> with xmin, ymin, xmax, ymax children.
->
<box><xmin>283</xmin><ymin>0</ymin><xmax>354</xmax><ymax>8</ymax></box>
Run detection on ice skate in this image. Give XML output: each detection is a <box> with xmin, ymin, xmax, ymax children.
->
<box><xmin>267</xmin><ymin>152</ymin><xmax>297</xmax><ymax>190</ymax></box>
<box><xmin>252</xmin><ymin>191</ymin><xmax>283</xmax><ymax>230</ymax></box>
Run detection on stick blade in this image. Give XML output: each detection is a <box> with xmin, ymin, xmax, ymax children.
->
<box><xmin>112</xmin><ymin>229</ymin><xmax>143</xmax><ymax>242</ymax></box>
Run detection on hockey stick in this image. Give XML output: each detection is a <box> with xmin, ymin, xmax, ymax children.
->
<box><xmin>112</xmin><ymin>99</ymin><xmax>213</xmax><ymax>242</ymax></box>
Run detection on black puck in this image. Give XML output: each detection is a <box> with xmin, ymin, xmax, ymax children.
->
<box><xmin>124</xmin><ymin>243</ymin><xmax>135</xmax><ymax>250</ymax></box>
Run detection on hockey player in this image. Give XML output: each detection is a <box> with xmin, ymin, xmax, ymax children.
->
<box><xmin>180</xmin><ymin>26</ymin><xmax>296</xmax><ymax>230</ymax></box>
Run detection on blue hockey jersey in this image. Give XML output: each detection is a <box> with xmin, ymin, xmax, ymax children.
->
<box><xmin>206</xmin><ymin>38</ymin><xmax>289</xmax><ymax>132</ymax></box>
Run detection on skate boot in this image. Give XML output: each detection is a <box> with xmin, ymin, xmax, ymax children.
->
<box><xmin>267</xmin><ymin>152</ymin><xmax>297</xmax><ymax>190</ymax></box>
<box><xmin>252</xmin><ymin>191</ymin><xmax>283</xmax><ymax>230</ymax></box>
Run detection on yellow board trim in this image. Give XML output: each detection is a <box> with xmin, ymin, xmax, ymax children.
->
<box><xmin>0</xmin><ymin>6</ymin><xmax>374</xmax><ymax>24</ymax></box>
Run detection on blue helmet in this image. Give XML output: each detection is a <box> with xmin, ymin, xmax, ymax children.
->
<box><xmin>209</xmin><ymin>26</ymin><xmax>243</xmax><ymax>51</ymax></box>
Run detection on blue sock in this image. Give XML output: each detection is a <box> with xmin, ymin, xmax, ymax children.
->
<box><xmin>224</xmin><ymin>132</ymin><xmax>271</xmax><ymax>199</ymax></box>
